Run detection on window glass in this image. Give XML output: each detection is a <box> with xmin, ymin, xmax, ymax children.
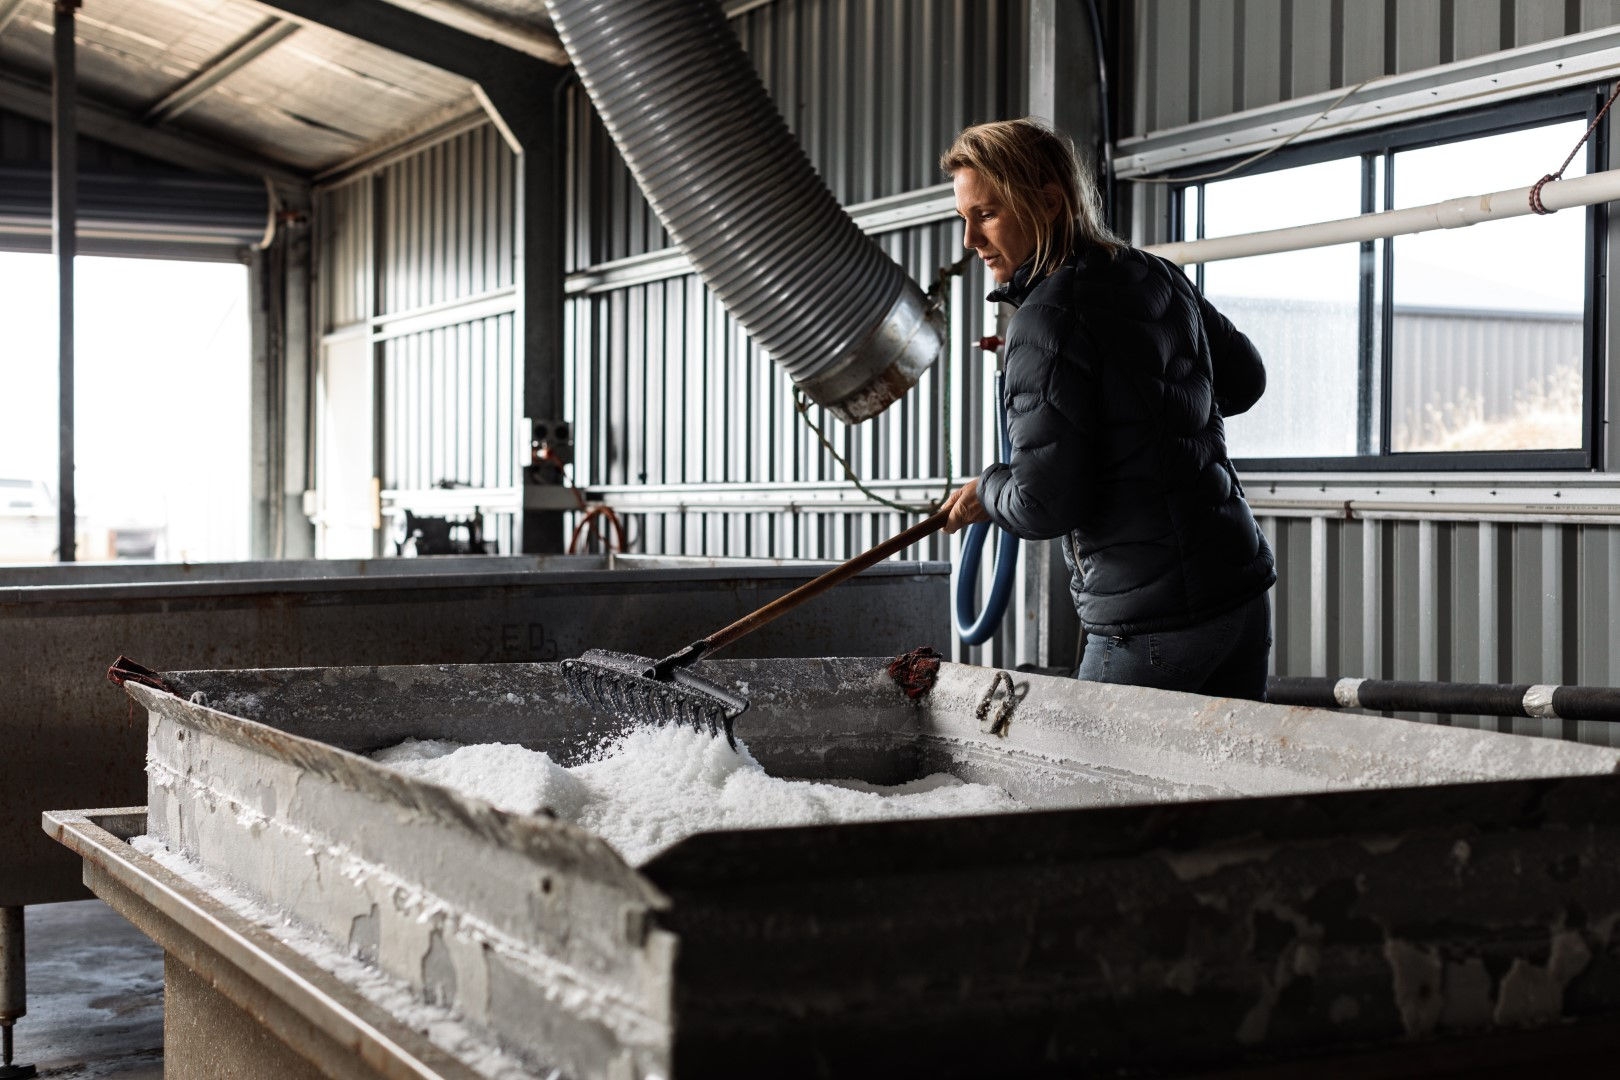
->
<box><xmin>1389</xmin><ymin>121</ymin><xmax>1587</xmax><ymax>451</ymax></box>
<box><xmin>1175</xmin><ymin>107</ymin><xmax>1593</xmax><ymax>464</ymax></box>
<box><xmin>0</xmin><ymin>253</ymin><xmax>59</xmax><ymax>561</ymax></box>
<box><xmin>1197</xmin><ymin>158</ymin><xmax>1364</xmax><ymax>458</ymax></box>
<box><xmin>0</xmin><ymin>252</ymin><xmax>251</xmax><ymax>562</ymax></box>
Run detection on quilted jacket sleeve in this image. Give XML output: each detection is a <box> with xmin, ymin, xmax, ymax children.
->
<box><xmin>976</xmin><ymin>304</ymin><xmax>1100</xmax><ymax>541</ymax></box>
<box><xmin>1197</xmin><ymin>292</ymin><xmax>1266</xmax><ymax>417</ymax></box>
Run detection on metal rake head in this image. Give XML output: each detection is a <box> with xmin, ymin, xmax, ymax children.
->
<box><xmin>561</xmin><ymin>649</ymin><xmax>747</xmax><ymax>749</ymax></box>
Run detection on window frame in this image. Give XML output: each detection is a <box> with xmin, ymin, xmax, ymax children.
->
<box><xmin>1168</xmin><ymin>87</ymin><xmax>1608</xmax><ymax>473</ymax></box>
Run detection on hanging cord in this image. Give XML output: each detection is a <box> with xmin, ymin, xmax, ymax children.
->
<box><xmin>791</xmin><ymin>254</ymin><xmax>972</xmax><ymax>514</ymax></box>
<box><xmin>1530</xmin><ymin>80</ymin><xmax>1620</xmax><ymax>214</ymax></box>
<box><xmin>568</xmin><ymin>495</ymin><xmax>627</xmax><ymax>554</ymax></box>
<box><xmin>536</xmin><ymin>443</ymin><xmax>629</xmax><ymax>554</ymax></box>
<box><xmin>1133</xmin><ymin>78</ymin><xmax>1374</xmax><ymax>186</ymax></box>
<box><xmin>954</xmin><ymin>338</ymin><xmax>1020</xmax><ymax>647</ymax></box>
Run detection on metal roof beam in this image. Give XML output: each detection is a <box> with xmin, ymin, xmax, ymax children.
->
<box><xmin>0</xmin><ymin>73</ymin><xmax>309</xmax><ymax>191</ymax></box>
<box><xmin>0</xmin><ymin>0</ymin><xmax>27</xmax><ymax>37</ymax></box>
<box><xmin>143</xmin><ymin>17</ymin><xmax>300</xmax><ymax>125</ymax></box>
<box><xmin>380</xmin><ymin>1</ymin><xmax>568</xmax><ymax>66</ymax></box>
<box><xmin>260</xmin><ymin>0</ymin><xmax>561</xmax><ymax>81</ymax></box>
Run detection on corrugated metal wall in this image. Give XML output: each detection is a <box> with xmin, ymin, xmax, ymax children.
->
<box><xmin>317</xmin><ymin>123</ymin><xmax>523</xmax><ymax>553</ymax></box>
<box><xmin>1128</xmin><ymin>0</ymin><xmax>1620</xmax><ymax>136</ymax></box>
<box><xmin>319</xmin><ymin>179</ymin><xmax>372</xmax><ymax>330</ymax></box>
<box><xmin>1391</xmin><ymin>307</ymin><xmax>1582</xmax><ymax>449</ymax></box>
<box><xmin>565</xmin><ymin>0</ymin><xmax>1030</xmax><ymax>271</ymax></box>
<box><xmin>1123</xmin><ymin>0</ymin><xmax>1620</xmax><ymax>733</ymax></box>
<box><xmin>1256</xmin><ymin>510</ymin><xmax>1620</xmax><ymax>746</ymax></box>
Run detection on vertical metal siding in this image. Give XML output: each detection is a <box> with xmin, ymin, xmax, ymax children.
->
<box><xmin>319</xmin><ymin>178</ymin><xmax>372</xmax><ymax>332</ymax></box>
<box><xmin>565</xmin><ymin>216</ymin><xmax>1009</xmax><ymax>660</ymax></box>
<box><xmin>1259</xmin><ymin>514</ymin><xmax>1620</xmax><ymax>745</ymax></box>
<box><xmin>1126</xmin><ymin>0</ymin><xmax>1615</xmax><ymax>137</ymax></box>
<box><xmin>376</xmin><ymin>129</ymin><xmax>517</xmax><ymax>313</ymax></box>
<box><xmin>567</xmin><ymin>0</ymin><xmax>1028</xmax><ymax>269</ymax></box>
<box><xmin>570</xmin><ymin>214</ymin><xmax>990</xmax><ymax>490</ymax></box>
<box><xmin>381</xmin><ymin>312</ymin><xmax>518</xmax><ymax>489</ymax></box>
<box><xmin>1391</xmin><ymin>309</ymin><xmax>1582</xmax><ymax>450</ymax></box>
<box><xmin>316</xmin><ymin>122</ymin><xmax>522</xmax><ymax>550</ymax></box>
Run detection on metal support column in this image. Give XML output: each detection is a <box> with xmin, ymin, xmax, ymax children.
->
<box><xmin>1023</xmin><ymin>0</ymin><xmax>1097</xmax><ymax>666</ymax></box>
<box><xmin>1029</xmin><ymin>0</ymin><xmax>1102</xmax><ymax>177</ymax></box>
<box><xmin>0</xmin><ymin>908</ymin><xmax>35</xmax><ymax>1079</ymax></box>
<box><xmin>481</xmin><ymin>75</ymin><xmax>569</xmax><ymax>554</ymax></box>
<box><xmin>53</xmin><ymin>0</ymin><xmax>81</xmax><ymax>564</ymax></box>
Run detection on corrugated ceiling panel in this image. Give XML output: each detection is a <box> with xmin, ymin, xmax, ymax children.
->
<box><xmin>176</xmin><ymin>27</ymin><xmax>474</xmax><ymax>171</ymax></box>
<box><xmin>0</xmin><ymin>0</ymin><xmax>267</xmax><ymax>109</ymax></box>
<box><xmin>0</xmin><ymin>0</ymin><xmax>476</xmax><ymax>173</ymax></box>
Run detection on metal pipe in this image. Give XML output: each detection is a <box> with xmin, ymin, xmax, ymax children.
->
<box><xmin>1144</xmin><ymin>166</ymin><xmax>1620</xmax><ymax>266</ymax></box>
<box><xmin>53</xmin><ymin>0</ymin><xmax>80</xmax><ymax>564</ymax></box>
<box><xmin>1268</xmin><ymin>676</ymin><xmax>1620</xmax><ymax>723</ymax></box>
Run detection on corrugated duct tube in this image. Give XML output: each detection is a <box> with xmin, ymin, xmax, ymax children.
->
<box><xmin>545</xmin><ymin>0</ymin><xmax>943</xmax><ymax>424</ymax></box>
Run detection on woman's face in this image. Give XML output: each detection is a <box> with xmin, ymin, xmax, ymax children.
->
<box><xmin>953</xmin><ymin>167</ymin><xmax>1035</xmax><ymax>284</ymax></box>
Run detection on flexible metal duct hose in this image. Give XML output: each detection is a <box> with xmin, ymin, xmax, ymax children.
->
<box><xmin>546</xmin><ymin>0</ymin><xmax>942</xmax><ymax>423</ymax></box>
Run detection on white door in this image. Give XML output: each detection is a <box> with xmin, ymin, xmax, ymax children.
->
<box><xmin>315</xmin><ymin>333</ymin><xmax>377</xmax><ymax>557</ymax></box>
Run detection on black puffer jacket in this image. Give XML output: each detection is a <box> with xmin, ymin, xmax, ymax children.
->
<box><xmin>977</xmin><ymin>244</ymin><xmax>1276</xmax><ymax>635</ymax></box>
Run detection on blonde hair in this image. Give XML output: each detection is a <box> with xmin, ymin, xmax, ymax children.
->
<box><xmin>940</xmin><ymin>118</ymin><xmax>1122</xmax><ymax>280</ymax></box>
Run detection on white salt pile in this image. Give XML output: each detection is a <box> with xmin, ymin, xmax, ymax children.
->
<box><xmin>373</xmin><ymin>726</ymin><xmax>1023</xmax><ymax>865</ymax></box>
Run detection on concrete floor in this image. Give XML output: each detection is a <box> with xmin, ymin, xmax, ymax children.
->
<box><xmin>8</xmin><ymin>900</ymin><xmax>163</xmax><ymax>1079</ymax></box>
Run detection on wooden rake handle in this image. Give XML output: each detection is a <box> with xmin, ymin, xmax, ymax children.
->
<box><xmin>653</xmin><ymin>508</ymin><xmax>951</xmax><ymax>676</ymax></box>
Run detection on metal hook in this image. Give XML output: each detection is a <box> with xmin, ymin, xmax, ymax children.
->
<box><xmin>975</xmin><ymin>669</ymin><xmax>1018</xmax><ymax>737</ymax></box>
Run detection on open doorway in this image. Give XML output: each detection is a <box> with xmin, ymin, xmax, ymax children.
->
<box><xmin>0</xmin><ymin>252</ymin><xmax>251</xmax><ymax>563</ymax></box>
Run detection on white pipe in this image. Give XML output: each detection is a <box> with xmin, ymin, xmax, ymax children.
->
<box><xmin>1144</xmin><ymin>167</ymin><xmax>1620</xmax><ymax>266</ymax></box>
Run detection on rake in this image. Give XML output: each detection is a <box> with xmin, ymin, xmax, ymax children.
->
<box><xmin>561</xmin><ymin>508</ymin><xmax>950</xmax><ymax>746</ymax></box>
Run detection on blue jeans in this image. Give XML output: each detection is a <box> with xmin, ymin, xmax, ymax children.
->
<box><xmin>1076</xmin><ymin>592</ymin><xmax>1272</xmax><ymax>701</ymax></box>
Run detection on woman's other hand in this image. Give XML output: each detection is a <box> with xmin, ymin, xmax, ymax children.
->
<box><xmin>941</xmin><ymin>478</ymin><xmax>991</xmax><ymax>534</ymax></box>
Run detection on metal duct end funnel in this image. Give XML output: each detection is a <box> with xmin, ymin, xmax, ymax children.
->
<box><xmin>800</xmin><ymin>279</ymin><xmax>944</xmax><ymax>424</ymax></box>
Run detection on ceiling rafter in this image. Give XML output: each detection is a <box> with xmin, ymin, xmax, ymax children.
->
<box><xmin>0</xmin><ymin>0</ymin><xmax>26</xmax><ymax>37</ymax></box>
<box><xmin>260</xmin><ymin>0</ymin><xmax>561</xmax><ymax>82</ymax></box>
<box><xmin>376</xmin><ymin>0</ymin><xmax>568</xmax><ymax>66</ymax></box>
<box><xmin>0</xmin><ymin>72</ymin><xmax>308</xmax><ymax>191</ymax></box>
<box><xmin>143</xmin><ymin>16</ymin><xmax>300</xmax><ymax>125</ymax></box>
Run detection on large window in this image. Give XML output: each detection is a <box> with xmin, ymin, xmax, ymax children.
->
<box><xmin>0</xmin><ymin>253</ymin><xmax>251</xmax><ymax>562</ymax></box>
<box><xmin>1175</xmin><ymin>91</ymin><xmax>1601</xmax><ymax>469</ymax></box>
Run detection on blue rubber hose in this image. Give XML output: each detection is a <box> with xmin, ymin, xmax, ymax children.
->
<box><xmin>955</xmin><ymin>372</ymin><xmax>1019</xmax><ymax>645</ymax></box>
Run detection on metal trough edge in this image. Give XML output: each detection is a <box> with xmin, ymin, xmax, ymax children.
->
<box><xmin>41</xmin><ymin>808</ymin><xmax>486</xmax><ymax>1080</ymax></box>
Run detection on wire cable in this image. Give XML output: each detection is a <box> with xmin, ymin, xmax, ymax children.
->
<box><xmin>1132</xmin><ymin>78</ymin><xmax>1374</xmax><ymax>186</ymax></box>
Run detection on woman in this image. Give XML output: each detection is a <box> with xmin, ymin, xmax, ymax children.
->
<box><xmin>938</xmin><ymin>118</ymin><xmax>1276</xmax><ymax>700</ymax></box>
